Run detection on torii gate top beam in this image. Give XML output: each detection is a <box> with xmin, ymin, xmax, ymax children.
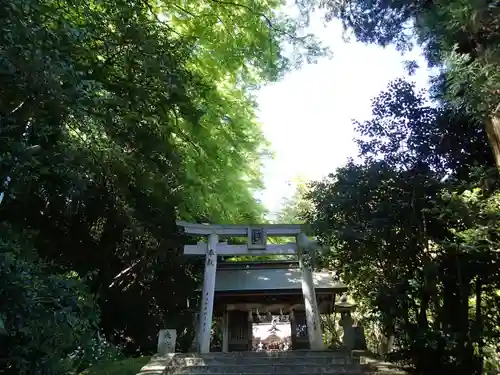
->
<box><xmin>176</xmin><ymin>221</ymin><xmax>303</xmax><ymax>237</ymax></box>
<box><xmin>176</xmin><ymin>221</ymin><xmax>306</xmax><ymax>255</ymax></box>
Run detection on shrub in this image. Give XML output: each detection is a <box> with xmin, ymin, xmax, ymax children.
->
<box><xmin>0</xmin><ymin>225</ymin><xmax>101</xmax><ymax>375</ymax></box>
<box><xmin>80</xmin><ymin>356</ymin><xmax>150</xmax><ymax>375</ymax></box>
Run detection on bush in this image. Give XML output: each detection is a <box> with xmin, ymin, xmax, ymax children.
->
<box><xmin>0</xmin><ymin>225</ymin><xmax>101</xmax><ymax>375</ymax></box>
<box><xmin>72</xmin><ymin>333</ymin><xmax>125</xmax><ymax>372</ymax></box>
<box><xmin>483</xmin><ymin>345</ymin><xmax>500</xmax><ymax>375</ymax></box>
<box><xmin>80</xmin><ymin>357</ymin><xmax>151</xmax><ymax>375</ymax></box>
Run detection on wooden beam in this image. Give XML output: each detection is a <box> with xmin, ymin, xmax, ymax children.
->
<box><xmin>176</xmin><ymin>221</ymin><xmax>302</xmax><ymax>237</ymax></box>
<box><xmin>183</xmin><ymin>242</ymin><xmax>297</xmax><ymax>255</ymax></box>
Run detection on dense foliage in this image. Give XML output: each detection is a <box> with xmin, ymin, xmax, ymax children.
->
<box><xmin>0</xmin><ymin>0</ymin><xmax>321</xmax><ymax>373</ymax></box>
<box><xmin>3</xmin><ymin>0</ymin><xmax>500</xmax><ymax>374</ymax></box>
<box><xmin>293</xmin><ymin>3</ymin><xmax>500</xmax><ymax>371</ymax></box>
<box><xmin>0</xmin><ymin>225</ymin><xmax>97</xmax><ymax>374</ymax></box>
<box><xmin>306</xmin><ymin>79</ymin><xmax>500</xmax><ymax>375</ymax></box>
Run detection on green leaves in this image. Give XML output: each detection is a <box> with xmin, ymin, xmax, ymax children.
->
<box><xmin>306</xmin><ymin>79</ymin><xmax>500</xmax><ymax>373</ymax></box>
<box><xmin>0</xmin><ymin>0</ymin><xmax>327</xmax><ymax>367</ymax></box>
<box><xmin>164</xmin><ymin>0</ymin><xmax>324</xmax><ymax>84</ymax></box>
<box><xmin>0</xmin><ymin>225</ymin><xmax>101</xmax><ymax>375</ymax></box>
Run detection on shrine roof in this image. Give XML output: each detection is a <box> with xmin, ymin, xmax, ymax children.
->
<box><xmin>212</xmin><ymin>261</ymin><xmax>347</xmax><ymax>293</ymax></box>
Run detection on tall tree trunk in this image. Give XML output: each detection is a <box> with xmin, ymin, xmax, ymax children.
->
<box><xmin>485</xmin><ymin>114</ymin><xmax>500</xmax><ymax>170</ymax></box>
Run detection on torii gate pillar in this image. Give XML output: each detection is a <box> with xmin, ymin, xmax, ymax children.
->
<box><xmin>199</xmin><ymin>232</ymin><xmax>218</xmax><ymax>353</ymax></box>
<box><xmin>297</xmin><ymin>233</ymin><xmax>324</xmax><ymax>350</ymax></box>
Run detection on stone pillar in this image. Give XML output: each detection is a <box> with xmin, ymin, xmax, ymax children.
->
<box><xmin>289</xmin><ymin>309</ymin><xmax>297</xmax><ymax>349</ymax></box>
<box><xmin>247</xmin><ymin>310</ymin><xmax>253</xmax><ymax>351</ymax></box>
<box><xmin>222</xmin><ymin>308</ymin><xmax>229</xmax><ymax>353</ymax></box>
<box><xmin>199</xmin><ymin>232</ymin><xmax>218</xmax><ymax>353</ymax></box>
<box><xmin>189</xmin><ymin>313</ymin><xmax>198</xmax><ymax>352</ymax></box>
<box><xmin>339</xmin><ymin>311</ymin><xmax>355</xmax><ymax>350</ymax></box>
<box><xmin>157</xmin><ymin>329</ymin><xmax>176</xmax><ymax>355</ymax></box>
<box><xmin>297</xmin><ymin>234</ymin><xmax>323</xmax><ymax>350</ymax></box>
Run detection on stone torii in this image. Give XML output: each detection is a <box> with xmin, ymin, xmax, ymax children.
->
<box><xmin>176</xmin><ymin>221</ymin><xmax>324</xmax><ymax>353</ymax></box>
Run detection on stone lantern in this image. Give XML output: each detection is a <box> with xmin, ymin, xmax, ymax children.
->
<box><xmin>335</xmin><ymin>295</ymin><xmax>357</xmax><ymax>350</ymax></box>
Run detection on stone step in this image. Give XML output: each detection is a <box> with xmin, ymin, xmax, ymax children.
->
<box><xmin>168</xmin><ymin>364</ymin><xmax>361</xmax><ymax>374</ymax></box>
<box><xmin>167</xmin><ymin>351</ymin><xmax>350</xmax><ymax>358</ymax></box>
<box><xmin>164</xmin><ymin>351</ymin><xmax>355</xmax><ymax>362</ymax></box>
<box><xmin>141</xmin><ymin>352</ymin><xmax>366</xmax><ymax>375</ymax></box>
<box><xmin>167</xmin><ymin>357</ymin><xmax>357</xmax><ymax>366</ymax></box>
<box><xmin>166</xmin><ymin>373</ymin><xmax>363</xmax><ymax>375</ymax></box>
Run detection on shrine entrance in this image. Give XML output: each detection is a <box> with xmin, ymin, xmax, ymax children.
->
<box><xmin>209</xmin><ymin>260</ymin><xmax>346</xmax><ymax>352</ymax></box>
<box><xmin>252</xmin><ymin>315</ymin><xmax>291</xmax><ymax>352</ymax></box>
<box><xmin>176</xmin><ymin>222</ymin><xmax>348</xmax><ymax>353</ymax></box>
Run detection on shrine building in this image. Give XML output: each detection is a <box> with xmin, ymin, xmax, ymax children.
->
<box><xmin>212</xmin><ymin>260</ymin><xmax>347</xmax><ymax>352</ymax></box>
<box><xmin>177</xmin><ymin>221</ymin><xmax>348</xmax><ymax>353</ymax></box>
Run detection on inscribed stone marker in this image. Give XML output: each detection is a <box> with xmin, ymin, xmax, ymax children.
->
<box><xmin>157</xmin><ymin>329</ymin><xmax>176</xmax><ymax>355</ymax></box>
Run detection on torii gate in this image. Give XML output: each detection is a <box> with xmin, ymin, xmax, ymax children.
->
<box><xmin>176</xmin><ymin>221</ymin><xmax>324</xmax><ymax>353</ymax></box>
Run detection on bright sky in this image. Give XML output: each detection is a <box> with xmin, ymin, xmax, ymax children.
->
<box><xmin>255</xmin><ymin>12</ymin><xmax>431</xmax><ymax>218</ymax></box>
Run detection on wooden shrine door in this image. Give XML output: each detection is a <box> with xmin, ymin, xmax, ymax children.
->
<box><xmin>227</xmin><ymin>311</ymin><xmax>252</xmax><ymax>351</ymax></box>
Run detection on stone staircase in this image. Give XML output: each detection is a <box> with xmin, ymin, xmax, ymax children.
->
<box><xmin>138</xmin><ymin>351</ymin><xmax>369</xmax><ymax>375</ymax></box>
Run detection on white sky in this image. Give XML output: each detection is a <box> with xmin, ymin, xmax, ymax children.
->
<box><xmin>255</xmin><ymin>13</ymin><xmax>431</xmax><ymax>218</ymax></box>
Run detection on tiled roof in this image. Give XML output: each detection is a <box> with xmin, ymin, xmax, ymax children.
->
<box><xmin>213</xmin><ymin>267</ymin><xmax>347</xmax><ymax>292</ymax></box>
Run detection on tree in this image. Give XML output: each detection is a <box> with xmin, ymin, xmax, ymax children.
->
<box><xmin>1</xmin><ymin>0</ymin><xmax>206</xmax><ymax>354</ymax></box>
<box><xmin>306</xmin><ymin>79</ymin><xmax>500</xmax><ymax>374</ymax></box>
<box><xmin>275</xmin><ymin>178</ymin><xmax>312</xmax><ymax>224</ymax></box>
<box><xmin>162</xmin><ymin>0</ymin><xmax>326</xmax><ymax>223</ymax></box>
<box><xmin>0</xmin><ymin>224</ymin><xmax>104</xmax><ymax>375</ymax></box>
<box><xmin>0</xmin><ymin>0</ymin><xmax>325</xmax><ymax>361</ymax></box>
<box><xmin>315</xmin><ymin>0</ymin><xmax>500</xmax><ymax>169</ymax></box>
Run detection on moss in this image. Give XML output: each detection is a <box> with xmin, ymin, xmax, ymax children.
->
<box><xmin>81</xmin><ymin>356</ymin><xmax>151</xmax><ymax>375</ymax></box>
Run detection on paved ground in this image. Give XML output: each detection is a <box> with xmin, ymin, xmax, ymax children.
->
<box><xmin>358</xmin><ymin>354</ymin><xmax>410</xmax><ymax>375</ymax></box>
